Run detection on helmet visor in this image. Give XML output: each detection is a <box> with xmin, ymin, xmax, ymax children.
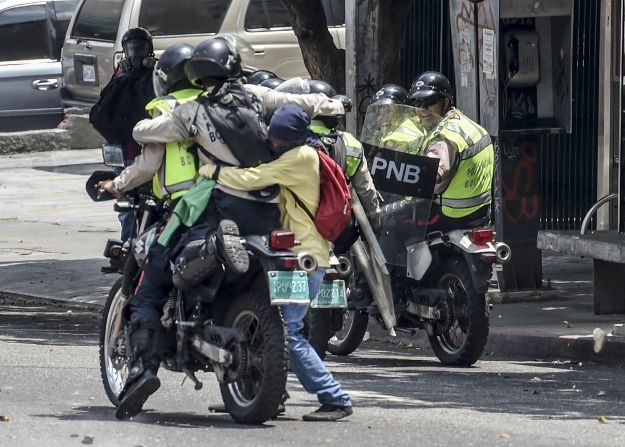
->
<box><xmin>123</xmin><ymin>39</ymin><xmax>152</xmax><ymax>68</ymax></box>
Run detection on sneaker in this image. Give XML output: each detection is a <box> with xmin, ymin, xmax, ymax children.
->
<box><xmin>302</xmin><ymin>404</ymin><xmax>353</xmax><ymax>422</ymax></box>
<box><xmin>115</xmin><ymin>370</ymin><xmax>161</xmax><ymax>420</ymax></box>
<box><xmin>215</xmin><ymin>220</ymin><xmax>249</xmax><ymax>274</ymax></box>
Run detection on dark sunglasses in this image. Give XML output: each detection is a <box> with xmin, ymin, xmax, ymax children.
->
<box><xmin>413</xmin><ymin>98</ymin><xmax>439</xmax><ymax>109</ymax></box>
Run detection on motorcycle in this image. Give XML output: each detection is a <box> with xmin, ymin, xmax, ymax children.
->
<box><xmin>309</xmin><ymin>104</ymin><xmax>511</xmax><ymax>366</ymax></box>
<box><xmin>88</xmin><ymin>145</ymin><xmax>316</xmax><ymax>424</ymax></box>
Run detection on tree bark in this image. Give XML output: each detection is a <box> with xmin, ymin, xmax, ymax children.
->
<box><xmin>280</xmin><ymin>0</ymin><xmax>346</xmax><ymax>92</ymax></box>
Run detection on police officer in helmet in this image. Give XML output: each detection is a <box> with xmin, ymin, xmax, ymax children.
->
<box><xmin>99</xmin><ymin>44</ymin><xmax>202</xmax><ymax>202</ymax></box>
<box><xmin>114</xmin><ymin>36</ymin><xmax>346</xmax><ymax>420</ymax></box>
<box><xmin>408</xmin><ymin>71</ymin><xmax>494</xmax><ymax>231</ymax></box>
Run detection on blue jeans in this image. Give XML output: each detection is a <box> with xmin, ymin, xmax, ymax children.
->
<box><xmin>280</xmin><ymin>268</ymin><xmax>352</xmax><ymax>407</ymax></box>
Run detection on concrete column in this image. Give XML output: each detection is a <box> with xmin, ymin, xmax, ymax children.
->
<box><xmin>345</xmin><ymin>0</ymin><xmax>381</xmax><ymax>136</ymax></box>
<box><xmin>596</xmin><ymin>0</ymin><xmax>615</xmax><ymax>230</ymax></box>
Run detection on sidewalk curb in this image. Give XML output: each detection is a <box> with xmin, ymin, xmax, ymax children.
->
<box><xmin>0</xmin><ymin>291</ymin><xmax>102</xmax><ymax>312</ymax></box>
<box><xmin>5</xmin><ymin>290</ymin><xmax>624</xmax><ymax>368</ymax></box>
<box><xmin>366</xmin><ymin>322</ymin><xmax>625</xmax><ymax>368</ymax></box>
<box><xmin>489</xmin><ymin>288</ymin><xmax>563</xmax><ymax>304</ymax></box>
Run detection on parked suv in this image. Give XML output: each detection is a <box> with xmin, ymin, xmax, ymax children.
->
<box><xmin>61</xmin><ymin>0</ymin><xmax>345</xmax><ymax>108</ymax></box>
<box><xmin>0</xmin><ymin>0</ymin><xmax>78</xmax><ymax>131</ymax></box>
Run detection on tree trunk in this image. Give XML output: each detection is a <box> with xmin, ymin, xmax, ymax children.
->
<box><xmin>280</xmin><ymin>0</ymin><xmax>346</xmax><ymax>92</ymax></box>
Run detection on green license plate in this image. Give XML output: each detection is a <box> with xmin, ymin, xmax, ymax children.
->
<box><xmin>268</xmin><ymin>271</ymin><xmax>310</xmax><ymax>305</ymax></box>
<box><xmin>311</xmin><ymin>280</ymin><xmax>347</xmax><ymax>308</ymax></box>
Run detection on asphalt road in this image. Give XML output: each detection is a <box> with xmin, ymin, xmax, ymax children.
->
<box><xmin>1</xmin><ymin>298</ymin><xmax>624</xmax><ymax>447</ymax></box>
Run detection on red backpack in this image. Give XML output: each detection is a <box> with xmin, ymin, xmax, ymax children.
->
<box><xmin>290</xmin><ymin>150</ymin><xmax>352</xmax><ymax>241</ymax></box>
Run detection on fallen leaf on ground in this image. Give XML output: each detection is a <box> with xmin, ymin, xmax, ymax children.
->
<box><xmin>598</xmin><ymin>416</ymin><xmax>608</xmax><ymax>424</ymax></box>
<box><xmin>498</xmin><ymin>433</ymin><xmax>511</xmax><ymax>439</ymax></box>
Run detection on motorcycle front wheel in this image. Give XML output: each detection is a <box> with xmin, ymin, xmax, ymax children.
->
<box><xmin>328</xmin><ymin>310</ymin><xmax>369</xmax><ymax>356</ymax></box>
<box><xmin>99</xmin><ymin>276</ymin><xmax>129</xmax><ymax>406</ymax></box>
<box><xmin>427</xmin><ymin>257</ymin><xmax>490</xmax><ymax>366</ymax></box>
<box><xmin>215</xmin><ymin>291</ymin><xmax>288</xmax><ymax>425</ymax></box>
<box><xmin>308</xmin><ymin>309</ymin><xmax>369</xmax><ymax>359</ymax></box>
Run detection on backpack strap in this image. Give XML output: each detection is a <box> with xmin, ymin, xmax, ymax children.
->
<box><xmin>288</xmin><ymin>188</ymin><xmax>315</xmax><ymax>222</ymax></box>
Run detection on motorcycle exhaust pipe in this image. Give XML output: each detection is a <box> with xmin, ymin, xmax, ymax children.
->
<box><xmin>297</xmin><ymin>252</ymin><xmax>318</xmax><ymax>274</ymax></box>
<box><xmin>495</xmin><ymin>242</ymin><xmax>512</xmax><ymax>264</ymax></box>
<box><xmin>335</xmin><ymin>255</ymin><xmax>353</xmax><ymax>279</ymax></box>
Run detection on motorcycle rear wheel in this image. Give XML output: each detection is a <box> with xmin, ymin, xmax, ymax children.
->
<box><xmin>427</xmin><ymin>257</ymin><xmax>490</xmax><ymax>366</ymax></box>
<box><xmin>215</xmin><ymin>291</ymin><xmax>288</xmax><ymax>425</ymax></box>
<box><xmin>99</xmin><ymin>276</ymin><xmax>128</xmax><ymax>406</ymax></box>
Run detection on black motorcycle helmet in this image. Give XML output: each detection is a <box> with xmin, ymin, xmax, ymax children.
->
<box><xmin>308</xmin><ymin>80</ymin><xmax>337</xmax><ymax>97</ymax></box>
<box><xmin>121</xmin><ymin>27</ymin><xmax>154</xmax><ymax>70</ymax></box>
<box><xmin>154</xmin><ymin>44</ymin><xmax>194</xmax><ymax>94</ymax></box>
<box><xmin>408</xmin><ymin>71</ymin><xmax>454</xmax><ymax>105</ymax></box>
<box><xmin>332</xmin><ymin>94</ymin><xmax>352</xmax><ymax>112</ymax></box>
<box><xmin>370</xmin><ymin>84</ymin><xmax>408</xmax><ymax>106</ymax></box>
<box><xmin>260</xmin><ymin>77</ymin><xmax>284</xmax><ymax>89</ymax></box>
<box><xmin>184</xmin><ymin>37</ymin><xmax>242</xmax><ymax>88</ymax></box>
<box><xmin>247</xmin><ymin>70</ymin><xmax>277</xmax><ymax>85</ymax></box>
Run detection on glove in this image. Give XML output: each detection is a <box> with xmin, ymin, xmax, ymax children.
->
<box><xmin>117</xmin><ymin>57</ymin><xmax>132</xmax><ymax>73</ymax></box>
<box><xmin>199</xmin><ymin>164</ymin><xmax>216</xmax><ymax>179</ymax></box>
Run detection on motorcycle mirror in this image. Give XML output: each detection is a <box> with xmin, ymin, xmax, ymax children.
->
<box><xmin>85</xmin><ymin>170</ymin><xmax>117</xmax><ymax>202</ymax></box>
<box><xmin>102</xmin><ymin>144</ymin><xmax>125</xmax><ymax>168</ymax></box>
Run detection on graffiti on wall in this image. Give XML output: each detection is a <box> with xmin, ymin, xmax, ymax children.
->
<box><xmin>501</xmin><ymin>140</ymin><xmax>540</xmax><ymax>228</ymax></box>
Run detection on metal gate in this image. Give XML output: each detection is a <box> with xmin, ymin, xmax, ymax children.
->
<box><xmin>399</xmin><ymin>0</ymin><xmax>453</xmax><ymax>89</ymax></box>
<box><xmin>399</xmin><ymin>0</ymin><xmax>601</xmax><ymax>231</ymax></box>
<box><xmin>539</xmin><ymin>0</ymin><xmax>601</xmax><ymax>230</ymax></box>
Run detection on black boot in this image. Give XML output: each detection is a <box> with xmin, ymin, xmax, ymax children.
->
<box><xmin>215</xmin><ymin>220</ymin><xmax>249</xmax><ymax>274</ymax></box>
<box><xmin>115</xmin><ymin>320</ymin><xmax>164</xmax><ymax>420</ymax></box>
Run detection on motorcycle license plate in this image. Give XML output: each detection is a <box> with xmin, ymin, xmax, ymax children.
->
<box><xmin>311</xmin><ymin>280</ymin><xmax>347</xmax><ymax>309</ymax></box>
<box><xmin>268</xmin><ymin>271</ymin><xmax>310</xmax><ymax>305</ymax></box>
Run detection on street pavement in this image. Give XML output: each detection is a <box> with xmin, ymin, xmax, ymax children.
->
<box><xmin>1</xmin><ymin>297</ymin><xmax>624</xmax><ymax>447</ymax></box>
<box><xmin>1</xmin><ymin>149</ymin><xmax>624</xmax><ymax>366</ymax></box>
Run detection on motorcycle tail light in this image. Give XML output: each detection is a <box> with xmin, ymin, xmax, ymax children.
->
<box><xmin>270</xmin><ymin>230</ymin><xmax>295</xmax><ymax>250</ymax></box>
<box><xmin>470</xmin><ymin>228</ymin><xmax>494</xmax><ymax>245</ymax></box>
<box><xmin>282</xmin><ymin>258</ymin><xmax>298</xmax><ymax>269</ymax></box>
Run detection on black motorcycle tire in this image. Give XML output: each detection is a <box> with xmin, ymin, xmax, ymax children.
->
<box><xmin>215</xmin><ymin>291</ymin><xmax>288</xmax><ymax>425</ymax></box>
<box><xmin>308</xmin><ymin>308</ymin><xmax>368</xmax><ymax>359</ymax></box>
<box><xmin>99</xmin><ymin>276</ymin><xmax>126</xmax><ymax>407</ymax></box>
<box><xmin>327</xmin><ymin>310</ymin><xmax>369</xmax><ymax>356</ymax></box>
<box><xmin>307</xmin><ymin>308</ymin><xmax>333</xmax><ymax>360</ymax></box>
<box><xmin>426</xmin><ymin>257</ymin><xmax>490</xmax><ymax>366</ymax></box>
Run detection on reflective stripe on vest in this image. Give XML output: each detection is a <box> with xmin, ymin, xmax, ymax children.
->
<box><xmin>147</xmin><ymin>89</ymin><xmax>202</xmax><ymax>199</ymax></box>
<box><xmin>381</xmin><ymin>118</ymin><xmax>426</xmax><ymax>154</ymax></box>
<box><xmin>436</xmin><ymin>109</ymin><xmax>494</xmax><ymax>218</ymax></box>
<box><xmin>342</xmin><ymin>131</ymin><xmax>363</xmax><ymax>178</ymax></box>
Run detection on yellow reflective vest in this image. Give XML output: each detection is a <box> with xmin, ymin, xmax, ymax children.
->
<box><xmin>381</xmin><ymin>117</ymin><xmax>428</xmax><ymax>155</ymax></box>
<box><xmin>430</xmin><ymin>109</ymin><xmax>494</xmax><ymax>218</ymax></box>
<box><xmin>145</xmin><ymin>89</ymin><xmax>202</xmax><ymax>200</ymax></box>
<box><xmin>309</xmin><ymin>123</ymin><xmax>363</xmax><ymax>178</ymax></box>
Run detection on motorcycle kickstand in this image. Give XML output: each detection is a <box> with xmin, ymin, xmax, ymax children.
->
<box><xmin>181</xmin><ymin>368</ymin><xmax>203</xmax><ymax>390</ymax></box>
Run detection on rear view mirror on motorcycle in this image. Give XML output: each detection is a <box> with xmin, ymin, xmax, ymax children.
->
<box><xmin>102</xmin><ymin>144</ymin><xmax>125</xmax><ymax>168</ymax></box>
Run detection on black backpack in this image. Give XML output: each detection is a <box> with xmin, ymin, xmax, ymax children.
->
<box><xmin>198</xmin><ymin>80</ymin><xmax>274</xmax><ymax>168</ymax></box>
<box><xmin>89</xmin><ymin>69</ymin><xmax>154</xmax><ymax>144</ymax></box>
